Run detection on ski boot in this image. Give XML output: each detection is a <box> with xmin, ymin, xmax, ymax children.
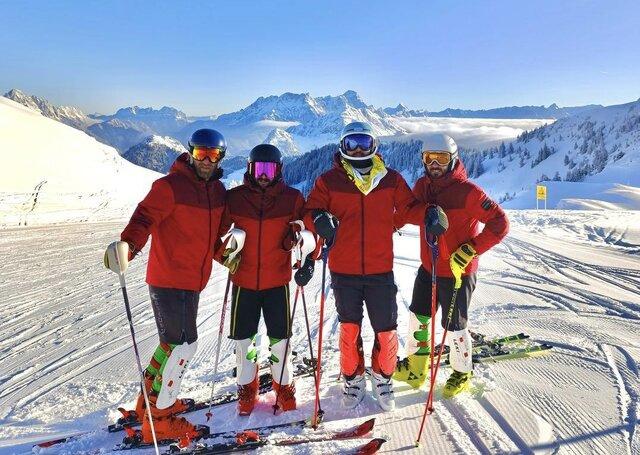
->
<box><xmin>341</xmin><ymin>374</ymin><xmax>366</xmax><ymax>409</ymax></box>
<box><xmin>442</xmin><ymin>370</ymin><xmax>473</xmax><ymax>398</ymax></box>
<box><xmin>393</xmin><ymin>313</ymin><xmax>430</xmax><ymax>388</ymax></box>
<box><xmin>237</xmin><ymin>374</ymin><xmax>259</xmax><ymax>416</ymax></box>
<box><xmin>393</xmin><ymin>354</ymin><xmax>429</xmax><ymax>388</ymax></box>
<box><xmin>370</xmin><ymin>370</ymin><xmax>395</xmax><ymax>411</ymax></box>
<box><xmin>131</xmin><ymin>373</ymin><xmax>194</xmax><ymax>422</ymax></box>
<box><xmin>141</xmin><ymin>393</ymin><xmax>208</xmax><ymax>444</ymax></box>
<box><xmin>273</xmin><ymin>380</ymin><xmax>297</xmax><ymax>412</ymax></box>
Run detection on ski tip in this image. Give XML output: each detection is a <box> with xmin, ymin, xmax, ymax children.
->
<box><xmin>355</xmin><ymin>438</ymin><xmax>387</xmax><ymax>455</ymax></box>
<box><xmin>358</xmin><ymin>418</ymin><xmax>376</xmax><ymax>435</ymax></box>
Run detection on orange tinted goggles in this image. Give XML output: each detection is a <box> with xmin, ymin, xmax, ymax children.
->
<box><xmin>422</xmin><ymin>151</ymin><xmax>452</xmax><ymax>166</ymax></box>
<box><xmin>192</xmin><ymin>146</ymin><xmax>224</xmax><ymax>162</ymax></box>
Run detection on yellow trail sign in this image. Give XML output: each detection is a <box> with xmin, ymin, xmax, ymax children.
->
<box><xmin>536</xmin><ymin>185</ymin><xmax>547</xmax><ymax>200</ymax></box>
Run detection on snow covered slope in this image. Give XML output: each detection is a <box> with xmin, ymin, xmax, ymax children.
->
<box><xmin>0</xmin><ymin>97</ymin><xmax>160</xmax><ymax>227</ymax></box>
<box><xmin>469</xmin><ymin>99</ymin><xmax>640</xmax><ymax>209</ymax></box>
<box><xmin>0</xmin><ymin>211</ymin><xmax>639</xmax><ymax>454</ymax></box>
<box><xmin>3</xmin><ymin>89</ymin><xmax>97</xmax><ymax>131</ymax></box>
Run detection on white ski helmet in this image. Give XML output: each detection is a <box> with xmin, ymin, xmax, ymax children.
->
<box><xmin>420</xmin><ymin>133</ymin><xmax>458</xmax><ymax>171</ymax></box>
<box><xmin>339</xmin><ymin>121</ymin><xmax>379</xmax><ymax>161</ymax></box>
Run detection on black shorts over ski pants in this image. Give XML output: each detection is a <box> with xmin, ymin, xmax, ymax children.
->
<box><xmin>331</xmin><ymin>272</ymin><xmax>398</xmax><ymax>333</ymax></box>
<box><xmin>229</xmin><ymin>284</ymin><xmax>291</xmax><ymax>341</ymax></box>
<box><xmin>409</xmin><ymin>266</ymin><xmax>477</xmax><ymax>331</ymax></box>
<box><xmin>149</xmin><ymin>285</ymin><xmax>200</xmax><ymax>344</ymax></box>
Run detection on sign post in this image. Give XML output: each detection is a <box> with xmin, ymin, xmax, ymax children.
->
<box><xmin>536</xmin><ymin>185</ymin><xmax>547</xmax><ymax>210</ymax></box>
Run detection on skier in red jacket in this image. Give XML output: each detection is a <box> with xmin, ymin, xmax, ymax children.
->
<box><xmin>304</xmin><ymin>121</ymin><xmax>426</xmax><ymax>412</ymax></box>
<box><xmin>220</xmin><ymin>144</ymin><xmax>306</xmax><ymax>416</ymax></box>
<box><xmin>393</xmin><ymin>134</ymin><xmax>509</xmax><ymax>397</ymax></box>
<box><xmin>105</xmin><ymin>129</ymin><xmax>237</xmax><ymax>443</ymax></box>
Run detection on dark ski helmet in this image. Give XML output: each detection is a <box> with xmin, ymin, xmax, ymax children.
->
<box><xmin>247</xmin><ymin>144</ymin><xmax>283</xmax><ymax>185</ymax></box>
<box><xmin>188</xmin><ymin>129</ymin><xmax>227</xmax><ymax>155</ymax></box>
<box><xmin>248</xmin><ymin>143</ymin><xmax>283</xmax><ymax>164</ymax></box>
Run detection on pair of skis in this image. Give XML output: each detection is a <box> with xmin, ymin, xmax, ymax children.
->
<box><xmin>117</xmin><ymin>416</ymin><xmax>383</xmax><ymax>454</ymax></box>
<box><xmin>34</xmin><ymin>363</ymin><xmax>317</xmax><ymax>449</ymax></box>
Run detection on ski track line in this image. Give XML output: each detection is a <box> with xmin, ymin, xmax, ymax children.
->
<box><xmin>601</xmin><ymin>343</ymin><xmax>640</xmax><ymax>455</ymax></box>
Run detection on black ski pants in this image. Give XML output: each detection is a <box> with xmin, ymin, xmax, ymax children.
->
<box><xmin>409</xmin><ymin>266</ymin><xmax>477</xmax><ymax>331</ymax></box>
<box><xmin>228</xmin><ymin>284</ymin><xmax>291</xmax><ymax>341</ymax></box>
<box><xmin>331</xmin><ymin>271</ymin><xmax>398</xmax><ymax>333</ymax></box>
<box><xmin>149</xmin><ymin>285</ymin><xmax>200</xmax><ymax>344</ymax></box>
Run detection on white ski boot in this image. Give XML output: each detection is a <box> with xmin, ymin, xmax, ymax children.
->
<box><xmin>341</xmin><ymin>374</ymin><xmax>366</xmax><ymax>409</ymax></box>
<box><xmin>370</xmin><ymin>370</ymin><xmax>395</xmax><ymax>411</ymax></box>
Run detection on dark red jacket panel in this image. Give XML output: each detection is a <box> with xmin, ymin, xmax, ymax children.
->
<box><xmin>222</xmin><ymin>177</ymin><xmax>304</xmax><ymax>290</ymax></box>
<box><xmin>304</xmin><ymin>153</ymin><xmax>425</xmax><ymax>275</ymax></box>
<box><xmin>121</xmin><ymin>153</ymin><xmax>226</xmax><ymax>292</ymax></box>
<box><xmin>405</xmin><ymin>161</ymin><xmax>509</xmax><ymax>277</ymax></box>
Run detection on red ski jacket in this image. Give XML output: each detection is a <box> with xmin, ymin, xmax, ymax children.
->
<box><xmin>304</xmin><ymin>153</ymin><xmax>425</xmax><ymax>275</ymax></box>
<box><xmin>399</xmin><ymin>161</ymin><xmax>509</xmax><ymax>277</ymax></box>
<box><xmin>222</xmin><ymin>175</ymin><xmax>305</xmax><ymax>290</ymax></box>
<box><xmin>121</xmin><ymin>153</ymin><xmax>226</xmax><ymax>292</ymax></box>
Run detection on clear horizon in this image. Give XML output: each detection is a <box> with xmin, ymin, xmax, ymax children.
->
<box><xmin>2</xmin><ymin>0</ymin><xmax>639</xmax><ymax>116</ymax></box>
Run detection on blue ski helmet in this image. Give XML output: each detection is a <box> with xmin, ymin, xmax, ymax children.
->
<box><xmin>188</xmin><ymin>129</ymin><xmax>227</xmax><ymax>154</ymax></box>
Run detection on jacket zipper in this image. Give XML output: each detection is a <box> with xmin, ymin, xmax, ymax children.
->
<box><xmin>200</xmin><ymin>181</ymin><xmax>212</xmax><ymax>290</ymax></box>
<box><xmin>360</xmin><ymin>192</ymin><xmax>365</xmax><ymax>275</ymax></box>
<box><xmin>257</xmin><ymin>193</ymin><xmax>264</xmax><ymax>290</ymax></box>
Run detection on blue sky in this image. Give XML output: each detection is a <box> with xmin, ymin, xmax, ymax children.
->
<box><xmin>1</xmin><ymin>0</ymin><xmax>639</xmax><ymax>115</ymax></box>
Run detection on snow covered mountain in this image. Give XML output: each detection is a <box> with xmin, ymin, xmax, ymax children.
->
<box><xmin>465</xmin><ymin>99</ymin><xmax>640</xmax><ymax>209</ymax></box>
<box><xmin>0</xmin><ymin>97</ymin><xmax>160</xmax><ymax>227</ymax></box>
<box><xmin>97</xmin><ymin>105</ymin><xmax>190</xmax><ymax>136</ymax></box>
<box><xmin>264</xmin><ymin>128</ymin><xmax>299</xmax><ymax>156</ymax></box>
<box><xmin>428</xmin><ymin>103</ymin><xmax>602</xmax><ymax>119</ymax></box>
<box><xmin>122</xmin><ymin>135</ymin><xmax>188</xmax><ymax>174</ymax></box>
<box><xmin>87</xmin><ymin>118</ymin><xmax>155</xmax><ymax>154</ymax></box>
<box><xmin>3</xmin><ymin>88</ymin><xmax>97</xmax><ymax>131</ymax></box>
<box><xmin>182</xmin><ymin>90</ymin><xmax>408</xmax><ymax>156</ymax></box>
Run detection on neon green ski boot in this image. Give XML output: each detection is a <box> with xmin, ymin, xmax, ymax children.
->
<box><xmin>393</xmin><ymin>313</ymin><xmax>430</xmax><ymax>388</ymax></box>
<box><xmin>442</xmin><ymin>370</ymin><xmax>473</xmax><ymax>398</ymax></box>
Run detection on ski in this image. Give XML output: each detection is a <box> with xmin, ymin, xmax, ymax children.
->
<box><xmin>471</xmin><ymin>342</ymin><xmax>553</xmax><ymax>363</ymax></box>
<box><xmin>436</xmin><ymin>332</ymin><xmax>529</xmax><ymax>356</ymax></box>
<box><xmin>163</xmin><ymin>418</ymin><xmax>379</xmax><ymax>454</ymax></box>
<box><xmin>113</xmin><ymin>411</ymin><xmax>327</xmax><ymax>451</ymax></box>
<box><xmin>34</xmin><ymin>363</ymin><xmax>316</xmax><ymax>449</ymax></box>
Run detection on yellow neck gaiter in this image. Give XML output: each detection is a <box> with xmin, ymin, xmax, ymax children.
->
<box><xmin>341</xmin><ymin>155</ymin><xmax>388</xmax><ymax>195</ymax></box>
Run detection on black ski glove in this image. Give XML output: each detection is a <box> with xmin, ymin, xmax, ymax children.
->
<box><xmin>425</xmin><ymin>205</ymin><xmax>448</xmax><ymax>236</ymax></box>
<box><xmin>294</xmin><ymin>254</ymin><xmax>315</xmax><ymax>286</ymax></box>
<box><xmin>312</xmin><ymin>210</ymin><xmax>338</xmax><ymax>242</ymax></box>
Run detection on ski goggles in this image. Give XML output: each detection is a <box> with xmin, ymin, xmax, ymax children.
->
<box><xmin>341</xmin><ymin>134</ymin><xmax>375</xmax><ymax>154</ymax></box>
<box><xmin>422</xmin><ymin>151</ymin><xmax>452</xmax><ymax>166</ymax></box>
<box><xmin>250</xmin><ymin>161</ymin><xmax>280</xmax><ymax>180</ymax></box>
<box><xmin>191</xmin><ymin>146</ymin><xmax>224</xmax><ymax>162</ymax></box>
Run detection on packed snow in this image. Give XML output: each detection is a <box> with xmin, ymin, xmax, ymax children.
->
<box><xmin>0</xmin><ymin>210</ymin><xmax>638</xmax><ymax>454</ymax></box>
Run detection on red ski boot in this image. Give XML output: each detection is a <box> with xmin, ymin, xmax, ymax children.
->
<box><xmin>237</xmin><ymin>375</ymin><xmax>259</xmax><ymax>416</ymax></box>
<box><xmin>273</xmin><ymin>380</ymin><xmax>297</xmax><ymax>412</ymax></box>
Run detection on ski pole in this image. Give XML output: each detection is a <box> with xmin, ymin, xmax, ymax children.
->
<box><xmin>427</xmin><ymin>236</ymin><xmax>439</xmax><ymax>412</ymax></box>
<box><xmin>105</xmin><ymin>242</ymin><xmax>160</xmax><ymax>455</ymax></box>
<box><xmin>312</xmin><ymin>244</ymin><xmax>329</xmax><ymax>429</ymax></box>
<box><xmin>273</xmin><ymin>285</ymin><xmax>300</xmax><ymax>414</ymax></box>
<box><xmin>205</xmin><ymin>272</ymin><xmax>232</xmax><ymax>421</ymax></box>
<box><xmin>416</xmin><ymin>278</ymin><xmax>461</xmax><ymax>446</ymax></box>
<box><xmin>300</xmin><ymin>286</ymin><xmax>318</xmax><ymax>389</ymax></box>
